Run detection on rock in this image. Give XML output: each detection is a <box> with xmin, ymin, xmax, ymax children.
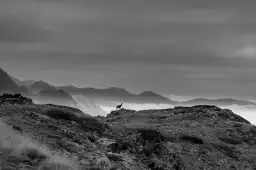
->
<box><xmin>106</xmin><ymin>152</ymin><xmax>123</xmax><ymax>161</ymax></box>
<box><xmin>0</xmin><ymin>93</ymin><xmax>33</xmax><ymax>105</ymax></box>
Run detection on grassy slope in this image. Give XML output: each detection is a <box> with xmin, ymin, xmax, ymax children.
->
<box><xmin>106</xmin><ymin>106</ymin><xmax>256</xmax><ymax>170</ymax></box>
<box><xmin>0</xmin><ymin>104</ymin><xmax>255</xmax><ymax>170</ymax></box>
<box><xmin>0</xmin><ymin>104</ymin><xmax>107</xmax><ymax>169</ymax></box>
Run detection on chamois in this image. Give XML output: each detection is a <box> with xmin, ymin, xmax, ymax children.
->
<box><xmin>116</xmin><ymin>103</ymin><xmax>123</xmax><ymax>111</ymax></box>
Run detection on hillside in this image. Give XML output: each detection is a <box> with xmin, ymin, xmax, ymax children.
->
<box><xmin>28</xmin><ymin>81</ymin><xmax>56</xmax><ymax>94</ymax></box>
<box><xmin>10</xmin><ymin>76</ymin><xmax>35</xmax><ymax>87</ymax></box>
<box><xmin>31</xmin><ymin>89</ymin><xmax>77</xmax><ymax>108</ymax></box>
<box><xmin>0</xmin><ymin>68</ymin><xmax>21</xmax><ymax>93</ymax></box>
<box><xmin>0</xmin><ymin>96</ymin><xmax>255</xmax><ymax>169</ymax></box>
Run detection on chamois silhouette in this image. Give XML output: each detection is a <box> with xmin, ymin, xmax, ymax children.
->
<box><xmin>116</xmin><ymin>103</ymin><xmax>123</xmax><ymax>111</ymax></box>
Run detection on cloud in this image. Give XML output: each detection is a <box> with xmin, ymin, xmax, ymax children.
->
<box><xmin>235</xmin><ymin>46</ymin><xmax>256</xmax><ymax>58</ymax></box>
<box><xmin>99</xmin><ymin>102</ymin><xmax>256</xmax><ymax>126</ymax></box>
<box><xmin>100</xmin><ymin>103</ymin><xmax>175</xmax><ymax>114</ymax></box>
<box><xmin>0</xmin><ymin>16</ymin><xmax>51</xmax><ymax>43</ymax></box>
<box><xmin>2</xmin><ymin>0</ymin><xmax>256</xmax><ymax>98</ymax></box>
<box><xmin>220</xmin><ymin>105</ymin><xmax>256</xmax><ymax>125</ymax></box>
<box><xmin>155</xmin><ymin>9</ymin><xmax>236</xmax><ymax>24</ymax></box>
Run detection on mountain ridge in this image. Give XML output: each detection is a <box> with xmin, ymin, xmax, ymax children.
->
<box><xmin>7</xmin><ymin>70</ymin><xmax>256</xmax><ymax>107</ymax></box>
<box><xmin>0</xmin><ymin>68</ymin><xmax>24</xmax><ymax>93</ymax></box>
<box><xmin>180</xmin><ymin>98</ymin><xmax>256</xmax><ymax>107</ymax></box>
<box><xmin>28</xmin><ymin>80</ymin><xmax>56</xmax><ymax>94</ymax></box>
<box><xmin>10</xmin><ymin>75</ymin><xmax>36</xmax><ymax>87</ymax></box>
<box><xmin>58</xmin><ymin>85</ymin><xmax>174</xmax><ymax>104</ymax></box>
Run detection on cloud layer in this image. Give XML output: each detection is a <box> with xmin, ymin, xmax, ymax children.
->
<box><xmin>2</xmin><ymin>0</ymin><xmax>256</xmax><ymax>98</ymax></box>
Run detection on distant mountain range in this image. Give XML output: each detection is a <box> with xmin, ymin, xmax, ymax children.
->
<box><xmin>1</xmin><ymin>68</ymin><xmax>256</xmax><ymax>111</ymax></box>
<box><xmin>27</xmin><ymin>80</ymin><xmax>56</xmax><ymax>94</ymax></box>
<box><xmin>58</xmin><ymin>86</ymin><xmax>173</xmax><ymax>104</ymax></box>
<box><xmin>10</xmin><ymin>76</ymin><xmax>35</xmax><ymax>87</ymax></box>
<box><xmin>179</xmin><ymin>98</ymin><xmax>256</xmax><ymax>107</ymax></box>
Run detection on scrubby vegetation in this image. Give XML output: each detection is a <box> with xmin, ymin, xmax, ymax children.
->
<box><xmin>0</xmin><ymin>93</ymin><xmax>33</xmax><ymax>105</ymax></box>
<box><xmin>0</xmin><ymin>101</ymin><xmax>255</xmax><ymax>169</ymax></box>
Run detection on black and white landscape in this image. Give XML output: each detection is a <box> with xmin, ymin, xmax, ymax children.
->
<box><xmin>1</xmin><ymin>0</ymin><xmax>256</xmax><ymax>169</ymax></box>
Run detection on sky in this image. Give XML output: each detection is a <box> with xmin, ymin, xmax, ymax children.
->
<box><xmin>2</xmin><ymin>0</ymin><xmax>256</xmax><ymax>98</ymax></box>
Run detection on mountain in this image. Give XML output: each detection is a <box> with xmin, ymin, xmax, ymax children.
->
<box><xmin>38</xmin><ymin>89</ymin><xmax>72</xmax><ymax>99</ymax></box>
<box><xmin>1</xmin><ymin>101</ymin><xmax>256</xmax><ymax>169</ymax></box>
<box><xmin>180</xmin><ymin>98</ymin><xmax>256</xmax><ymax>107</ymax></box>
<box><xmin>28</xmin><ymin>80</ymin><xmax>56</xmax><ymax>94</ymax></box>
<box><xmin>59</xmin><ymin>86</ymin><xmax>175</xmax><ymax>105</ymax></box>
<box><xmin>10</xmin><ymin>76</ymin><xmax>35</xmax><ymax>87</ymax></box>
<box><xmin>32</xmin><ymin>89</ymin><xmax>77</xmax><ymax>108</ymax></box>
<box><xmin>0</xmin><ymin>68</ymin><xmax>21</xmax><ymax>93</ymax></box>
<box><xmin>138</xmin><ymin>91</ymin><xmax>172</xmax><ymax>103</ymax></box>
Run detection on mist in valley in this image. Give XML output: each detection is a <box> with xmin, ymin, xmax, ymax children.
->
<box><xmin>219</xmin><ymin>105</ymin><xmax>256</xmax><ymax>126</ymax></box>
<box><xmin>31</xmin><ymin>93</ymin><xmax>256</xmax><ymax>125</ymax></box>
<box><xmin>97</xmin><ymin>94</ymin><xmax>256</xmax><ymax>125</ymax></box>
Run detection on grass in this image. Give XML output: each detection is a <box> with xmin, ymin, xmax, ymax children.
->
<box><xmin>218</xmin><ymin>136</ymin><xmax>242</xmax><ymax>145</ymax></box>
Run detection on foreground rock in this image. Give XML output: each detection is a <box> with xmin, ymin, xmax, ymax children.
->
<box><xmin>0</xmin><ymin>93</ymin><xmax>33</xmax><ymax>105</ymax></box>
<box><xmin>0</xmin><ymin>101</ymin><xmax>255</xmax><ymax>169</ymax></box>
<box><xmin>105</xmin><ymin>106</ymin><xmax>256</xmax><ymax>170</ymax></box>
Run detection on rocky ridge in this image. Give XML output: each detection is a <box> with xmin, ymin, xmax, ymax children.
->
<box><xmin>0</xmin><ymin>97</ymin><xmax>255</xmax><ymax>169</ymax></box>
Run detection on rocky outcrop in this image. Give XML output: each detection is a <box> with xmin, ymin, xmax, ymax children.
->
<box><xmin>0</xmin><ymin>104</ymin><xmax>255</xmax><ymax>169</ymax></box>
<box><xmin>104</xmin><ymin>105</ymin><xmax>256</xmax><ymax>170</ymax></box>
<box><xmin>0</xmin><ymin>93</ymin><xmax>33</xmax><ymax>105</ymax></box>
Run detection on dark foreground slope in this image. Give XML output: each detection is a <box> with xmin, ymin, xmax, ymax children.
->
<box><xmin>0</xmin><ymin>101</ymin><xmax>256</xmax><ymax>169</ymax></box>
<box><xmin>105</xmin><ymin>106</ymin><xmax>256</xmax><ymax>170</ymax></box>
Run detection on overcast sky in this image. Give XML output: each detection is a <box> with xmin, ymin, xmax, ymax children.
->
<box><xmin>1</xmin><ymin>0</ymin><xmax>256</xmax><ymax>98</ymax></box>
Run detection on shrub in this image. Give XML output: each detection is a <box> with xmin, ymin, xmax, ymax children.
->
<box><xmin>250</xmin><ymin>127</ymin><xmax>256</xmax><ymax>135</ymax></box>
<box><xmin>14</xmin><ymin>93</ymin><xmax>22</xmax><ymax>98</ymax></box>
<box><xmin>179</xmin><ymin>135</ymin><xmax>204</xmax><ymax>145</ymax></box>
<box><xmin>212</xmin><ymin>142</ymin><xmax>240</xmax><ymax>160</ymax></box>
<box><xmin>43</xmin><ymin>109</ymin><xmax>105</xmax><ymax>134</ymax></box>
<box><xmin>218</xmin><ymin>136</ymin><xmax>242</xmax><ymax>145</ymax></box>
<box><xmin>138</xmin><ymin>129</ymin><xmax>164</xmax><ymax>142</ymax></box>
<box><xmin>43</xmin><ymin>108</ymin><xmax>80</xmax><ymax>122</ymax></box>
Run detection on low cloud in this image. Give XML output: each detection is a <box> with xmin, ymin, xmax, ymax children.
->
<box><xmin>220</xmin><ymin>105</ymin><xmax>256</xmax><ymax>125</ymax></box>
<box><xmin>100</xmin><ymin>103</ymin><xmax>175</xmax><ymax>114</ymax></box>
<box><xmin>235</xmin><ymin>46</ymin><xmax>256</xmax><ymax>58</ymax></box>
<box><xmin>100</xmin><ymin>102</ymin><xmax>256</xmax><ymax>126</ymax></box>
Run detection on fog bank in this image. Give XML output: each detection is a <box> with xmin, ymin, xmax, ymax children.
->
<box><xmin>100</xmin><ymin>103</ymin><xmax>256</xmax><ymax>125</ymax></box>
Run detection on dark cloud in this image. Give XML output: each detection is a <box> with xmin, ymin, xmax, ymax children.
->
<box><xmin>0</xmin><ymin>16</ymin><xmax>51</xmax><ymax>43</ymax></box>
<box><xmin>1</xmin><ymin>0</ymin><xmax>256</xmax><ymax>98</ymax></box>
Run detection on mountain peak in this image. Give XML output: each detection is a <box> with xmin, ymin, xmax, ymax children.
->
<box><xmin>28</xmin><ymin>80</ymin><xmax>56</xmax><ymax>94</ymax></box>
<box><xmin>139</xmin><ymin>91</ymin><xmax>161</xmax><ymax>97</ymax></box>
<box><xmin>33</xmin><ymin>80</ymin><xmax>51</xmax><ymax>86</ymax></box>
<box><xmin>0</xmin><ymin>68</ymin><xmax>20</xmax><ymax>93</ymax></box>
<box><xmin>106</xmin><ymin>87</ymin><xmax>129</xmax><ymax>93</ymax></box>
